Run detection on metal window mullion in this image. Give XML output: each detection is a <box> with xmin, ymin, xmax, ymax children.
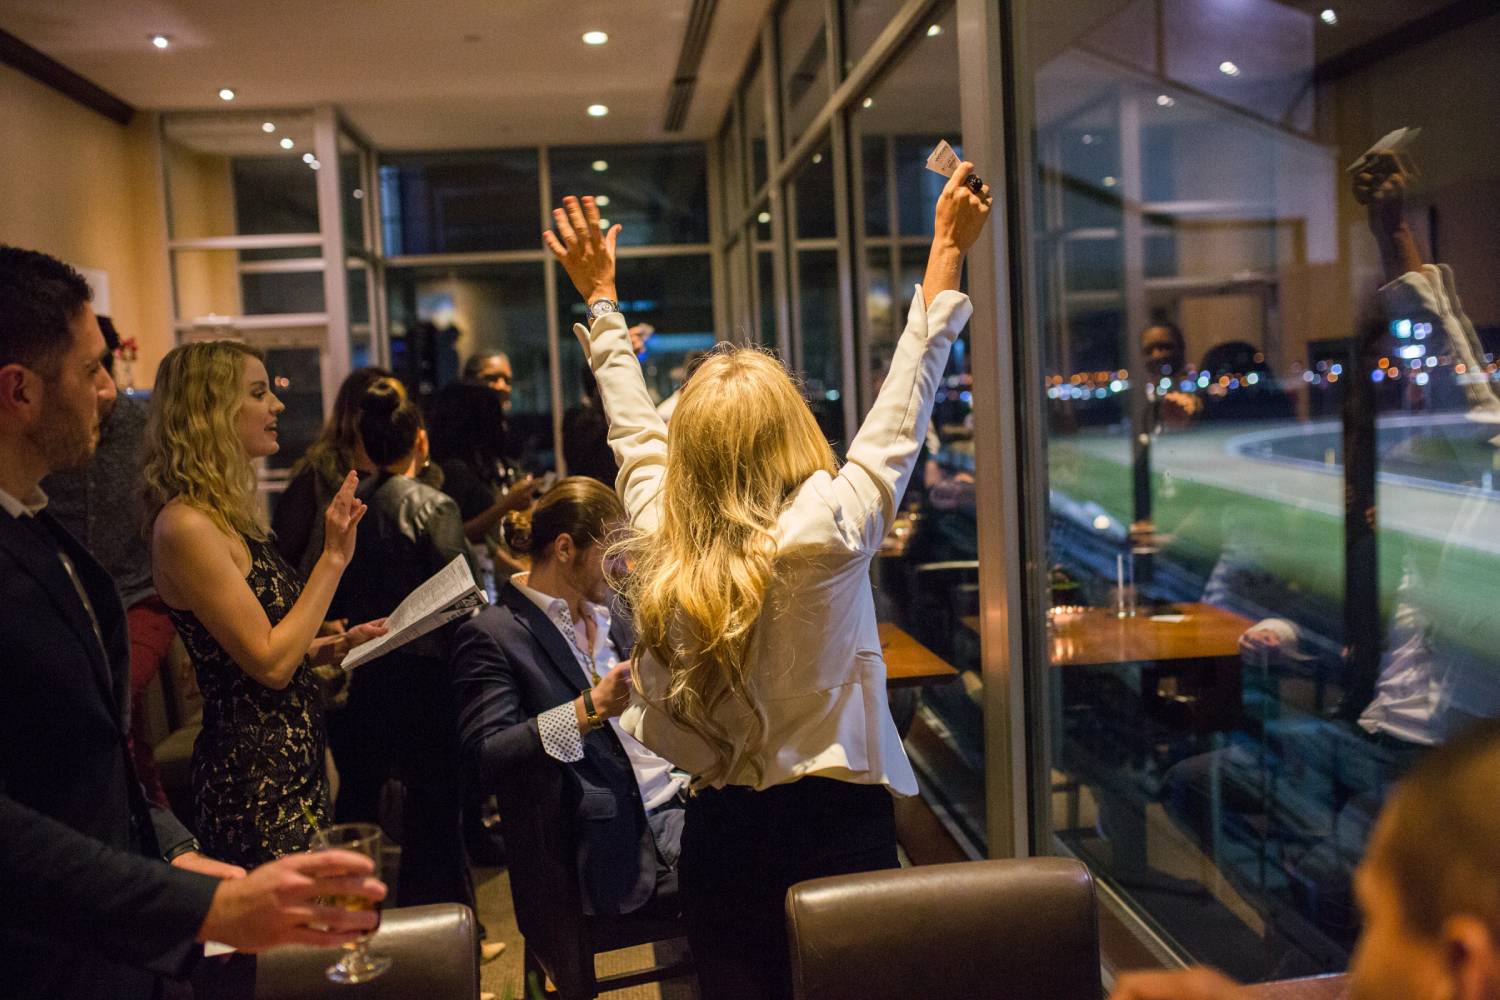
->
<box><xmin>830</xmin><ymin>108</ymin><xmax>859</xmax><ymax>443</ymax></box>
<box><xmin>708</xmin><ymin>137</ymin><xmax>731</xmax><ymax>339</ymax></box>
<box><xmin>314</xmin><ymin>106</ymin><xmax>351</xmax><ymax>419</ymax></box>
<box><xmin>848</xmin><ymin>107</ymin><xmax>874</xmax><ymax>415</ymax></box>
<box><xmin>956</xmin><ymin>0</ymin><xmax>1030</xmax><ymax>861</ymax></box>
<box><xmin>539</xmin><ymin>145</ymin><xmax>566</xmax><ymax>477</ymax></box>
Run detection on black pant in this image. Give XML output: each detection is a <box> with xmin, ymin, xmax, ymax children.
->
<box><xmin>327</xmin><ymin>653</ymin><xmax>475</xmax><ymax>914</ymax></box>
<box><xmin>679</xmin><ymin>776</ymin><xmax>898</xmax><ymax>1000</ymax></box>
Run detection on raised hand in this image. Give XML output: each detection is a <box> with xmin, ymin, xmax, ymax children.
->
<box><xmin>543</xmin><ymin>195</ymin><xmax>621</xmax><ymax>306</ymax></box>
<box><xmin>321</xmin><ymin>470</ymin><xmax>367</xmax><ymax>568</ymax></box>
<box><xmin>592</xmin><ymin>658</ymin><xmax>635</xmax><ymax>719</ymax></box>
<box><xmin>934</xmin><ymin>161</ymin><xmax>993</xmax><ymax>256</ymax></box>
<box><xmin>196</xmin><ymin>849</ymin><xmax>387</xmax><ymax>952</ymax></box>
<box><xmin>1353</xmin><ymin>150</ymin><xmax>1410</xmax><ymax>239</ymax></box>
<box><xmin>924</xmin><ymin>161</ymin><xmax>993</xmax><ymax>304</ymax></box>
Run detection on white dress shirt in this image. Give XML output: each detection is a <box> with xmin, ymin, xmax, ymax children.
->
<box><xmin>515</xmin><ymin>574</ymin><xmax>688</xmax><ymax>811</ymax></box>
<box><xmin>577</xmin><ymin>285</ymin><xmax>973</xmax><ymax>796</ymax></box>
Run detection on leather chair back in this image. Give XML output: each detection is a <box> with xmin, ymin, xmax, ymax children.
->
<box><xmin>786</xmin><ymin>858</ymin><xmax>1100</xmax><ymax>1000</ymax></box>
<box><xmin>253</xmin><ymin>903</ymin><xmax>478</xmax><ymax>999</ymax></box>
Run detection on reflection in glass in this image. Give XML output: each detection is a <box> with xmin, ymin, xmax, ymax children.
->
<box><xmin>549</xmin><ymin>144</ymin><xmax>708</xmax><ymax>246</ymax></box>
<box><xmin>164</xmin><ymin>111</ymin><xmax>317</xmax><ymax>242</ymax></box>
<box><xmin>744</xmin><ymin>58</ymin><xmax>770</xmax><ymax>195</ymax></box>
<box><xmin>795</xmin><ymin>250</ymin><xmax>843</xmax><ymax>446</ymax></box>
<box><xmin>385</xmin><ymin>264</ymin><xmax>550</xmax><ymax>462</ymax></box>
<box><xmin>778</xmin><ymin>0</ymin><xmax>830</xmax><ymax>148</ymax></box>
<box><xmin>1022</xmin><ymin>0</ymin><xmax>1500</xmax><ymax>981</ymax></box>
<box><xmin>793</xmin><ymin>143</ymin><xmax>837</xmax><ymax>240</ymax></box>
<box><xmin>378</xmin><ymin>150</ymin><xmax>540</xmax><ymax>254</ymax></box>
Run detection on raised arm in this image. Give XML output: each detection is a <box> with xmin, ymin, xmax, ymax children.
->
<box><xmin>545</xmin><ymin>195</ymin><xmax>668</xmax><ymax>530</ymax></box>
<box><xmin>823</xmin><ymin>162</ymin><xmax>990</xmax><ymax>552</ymax></box>
<box><xmin>153</xmin><ymin>471</ymin><xmax>366</xmax><ymax>689</ymax></box>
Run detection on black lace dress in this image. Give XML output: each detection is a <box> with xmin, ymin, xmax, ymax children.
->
<box><xmin>169</xmin><ymin>533</ymin><xmax>329</xmax><ymax>866</ymax></box>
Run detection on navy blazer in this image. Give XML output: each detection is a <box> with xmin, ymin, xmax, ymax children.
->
<box><xmin>0</xmin><ymin>508</ymin><xmax>218</xmax><ymax>999</ymax></box>
<box><xmin>451</xmin><ymin>580</ymin><xmax>656</xmax><ymax>916</ymax></box>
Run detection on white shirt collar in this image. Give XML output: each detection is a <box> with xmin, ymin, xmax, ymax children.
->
<box><xmin>0</xmin><ymin>483</ymin><xmax>48</xmax><ymax>519</ymax></box>
<box><xmin>510</xmin><ymin>572</ymin><xmax>612</xmax><ymax>632</ymax></box>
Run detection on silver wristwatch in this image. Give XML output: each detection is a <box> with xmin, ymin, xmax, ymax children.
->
<box><xmin>586</xmin><ymin>298</ymin><xmax>619</xmax><ymax>323</ymax></box>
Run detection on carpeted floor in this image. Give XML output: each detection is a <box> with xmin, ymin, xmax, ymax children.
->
<box><xmin>474</xmin><ymin>867</ymin><xmax>699</xmax><ymax>1000</ymax></box>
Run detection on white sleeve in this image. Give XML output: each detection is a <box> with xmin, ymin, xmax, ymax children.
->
<box><xmin>1381</xmin><ymin>264</ymin><xmax>1500</xmax><ymax>417</ymax></box>
<box><xmin>576</xmin><ymin>313</ymin><xmax>670</xmax><ymax>533</ymax></box>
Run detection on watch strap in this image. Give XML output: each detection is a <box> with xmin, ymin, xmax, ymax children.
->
<box><xmin>581</xmin><ymin>688</ymin><xmax>603</xmax><ymax>731</ymax></box>
<box><xmin>586</xmin><ymin>298</ymin><xmax>619</xmax><ymax>323</ymax></box>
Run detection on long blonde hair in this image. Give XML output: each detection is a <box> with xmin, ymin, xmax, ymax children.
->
<box><xmin>142</xmin><ymin>339</ymin><xmax>268</xmax><ymax>540</ymax></box>
<box><xmin>611</xmin><ymin>345</ymin><xmax>837</xmax><ymax>786</ymax></box>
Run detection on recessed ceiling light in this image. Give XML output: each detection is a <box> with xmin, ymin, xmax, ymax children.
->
<box><xmin>1156</xmin><ymin>94</ymin><xmax>1176</xmax><ymax>107</ymax></box>
<box><xmin>926</xmin><ymin>24</ymin><xmax>943</xmax><ymax>37</ymax></box>
<box><xmin>757</xmin><ymin>211</ymin><xmax>771</xmax><ymax>224</ymax></box>
<box><xmin>861</xmin><ymin>97</ymin><xmax>874</xmax><ymax>109</ymax></box>
<box><xmin>582</xmin><ymin>30</ymin><xmax>609</xmax><ymax>45</ymax></box>
<box><xmin>1219</xmin><ymin>60</ymin><xmax>1240</xmax><ymax>77</ymax></box>
<box><xmin>309</xmin><ymin>160</ymin><xmax>321</xmax><ymax>171</ymax></box>
<box><xmin>587</xmin><ymin>104</ymin><xmax>609</xmax><ymax>117</ymax></box>
<box><xmin>1102</xmin><ymin>176</ymin><xmax>1119</xmax><ymax>188</ymax></box>
<box><xmin>280</xmin><ymin>137</ymin><xmax>294</xmax><ymax>150</ymax></box>
<box><xmin>595</xmin><ymin>195</ymin><xmax>611</xmax><ymax>207</ymax></box>
<box><xmin>1320</xmin><ymin>8</ymin><xmax>1338</xmax><ymax>25</ymax></box>
<box><xmin>261</xmin><ymin>121</ymin><xmax>276</xmax><ymax>133</ymax></box>
<box><xmin>302</xmin><ymin>152</ymin><xmax>315</xmax><ymax>163</ymax></box>
<box><xmin>218</xmin><ymin>88</ymin><xmax>237</xmax><ymax>101</ymax></box>
<box><xmin>592</xmin><ymin>159</ymin><xmax>609</xmax><ymax>172</ymax></box>
<box><xmin>149</xmin><ymin>34</ymin><xmax>171</xmax><ymax>49</ymax></box>
<box><xmin>812</xmin><ymin>153</ymin><xmax>823</xmax><ymax>164</ymax></box>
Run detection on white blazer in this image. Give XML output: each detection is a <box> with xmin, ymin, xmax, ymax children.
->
<box><xmin>576</xmin><ymin>286</ymin><xmax>973</xmax><ymax>795</ymax></box>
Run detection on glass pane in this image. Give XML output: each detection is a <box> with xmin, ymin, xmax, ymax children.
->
<box><xmin>843</xmin><ymin>0</ymin><xmax>916</xmax><ymax>74</ymax></box>
<box><xmin>378</xmin><ymin>150</ymin><xmax>540</xmax><ymax>255</ymax></box>
<box><xmin>721</xmin><ymin>107</ymin><xmax>745</xmax><ymax>224</ymax></box>
<box><xmin>744</xmin><ymin>58</ymin><xmax>770</xmax><ymax>194</ymax></box>
<box><xmin>549</xmin><ymin>144</ymin><xmax>708</xmax><ymax>246</ymax></box>
<box><xmin>339</xmin><ymin>132</ymin><xmax>370</xmax><ymax>252</ymax></box>
<box><xmin>795</xmin><ymin>249</ymin><xmax>844</xmax><ymax>446</ymax></box>
<box><xmin>757</xmin><ymin>249</ymin><xmax>777</xmax><ymax>348</ymax></box>
<box><xmin>779</xmin><ymin>0</ymin><xmax>830</xmax><ymax>149</ymax></box>
<box><xmin>261</xmin><ymin>348</ymin><xmax>324</xmax><ymax>475</ymax></box>
<box><xmin>1021</xmin><ymin>0</ymin><xmax>1500</xmax><ymax>981</ymax></box>
<box><xmin>793</xmin><ymin>142</ymin><xmax>836</xmax><ymax>240</ymax></box>
<box><xmin>164</xmin><ymin>111</ymin><xmax>317</xmax><ymax>241</ymax></box>
<box><xmin>173</xmin><ymin>251</ymin><xmax>326</xmax><ymax>319</ymax></box>
<box><xmin>384</xmin><ymin>264</ymin><xmax>551</xmax><ymax>465</ymax></box>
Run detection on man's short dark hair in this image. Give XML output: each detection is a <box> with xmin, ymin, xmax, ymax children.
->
<box><xmin>0</xmin><ymin>245</ymin><xmax>92</xmax><ymax>375</ymax></box>
<box><xmin>462</xmin><ymin>350</ymin><xmax>509</xmax><ymax>382</ymax></box>
<box><xmin>1377</xmin><ymin>719</ymin><xmax>1500</xmax><ymax>936</ymax></box>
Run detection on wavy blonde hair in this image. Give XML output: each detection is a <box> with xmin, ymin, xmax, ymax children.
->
<box><xmin>142</xmin><ymin>340</ymin><xmax>267</xmax><ymax>541</ymax></box>
<box><xmin>610</xmin><ymin>345</ymin><xmax>837</xmax><ymax>786</ymax></box>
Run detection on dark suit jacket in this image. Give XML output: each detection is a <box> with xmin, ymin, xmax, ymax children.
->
<box><xmin>0</xmin><ymin>507</ymin><xmax>218</xmax><ymax>999</ymax></box>
<box><xmin>451</xmin><ymin>581</ymin><xmax>656</xmax><ymax>916</ymax></box>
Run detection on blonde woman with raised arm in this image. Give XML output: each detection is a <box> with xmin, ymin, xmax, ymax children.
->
<box><xmin>544</xmin><ymin>163</ymin><xmax>992</xmax><ymax>1000</ymax></box>
<box><xmin>145</xmin><ymin>341</ymin><xmax>386</xmax><ymax>867</ymax></box>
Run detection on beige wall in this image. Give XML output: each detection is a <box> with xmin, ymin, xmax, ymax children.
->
<box><xmin>0</xmin><ymin>62</ymin><xmax>172</xmax><ymax>386</ymax></box>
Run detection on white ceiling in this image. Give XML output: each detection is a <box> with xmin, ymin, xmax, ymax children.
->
<box><xmin>0</xmin><ymin>0</ymin><xmax>774</xmax><ymax>148</ymax></box>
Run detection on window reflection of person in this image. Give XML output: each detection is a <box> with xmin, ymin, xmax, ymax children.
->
<box><xmin>1141</xmin><ymin>321</ymin><xmax>1203</xmax><ymax>430</ymax></box>
<box><xmin>1163</xmin><ymin>148</ymin><xmax>1500</xmax><ymax>960</ymax></box>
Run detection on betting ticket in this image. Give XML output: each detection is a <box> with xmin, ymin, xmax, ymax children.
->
<box><xmin>1346</xmin><ymin>126</ymin><xmax>1421</xmax><ymax>174</ymax></box>
<box><xmin>926</xmin><ymin>139</ymin><xmax>985</xmax><ymax>193</ymax></box>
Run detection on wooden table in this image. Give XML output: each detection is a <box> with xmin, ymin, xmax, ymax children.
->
<box><xmin>879</xmin><ymin>621</ymin><xmax>959</xmax><ymax>687</ymax></box>
<box><xmin>1245</xmin><ymin>974</ymin><xmax>1348</xmax><ymax>999</ymax></box>
<box><xmin>963</xmin><ymin>603</ymin><xmax>1250</xmax><ymax>667</ymax></box>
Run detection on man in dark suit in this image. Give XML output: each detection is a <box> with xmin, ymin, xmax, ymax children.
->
<box><xmin>451</xmin><ymin>536</ymin><xmax>685</xmax><ymax>918</ymax></box>
<box><xmin>0</xmin><ymin>245</ymin><xmax>386</xmax><ymax>999</ymax></box>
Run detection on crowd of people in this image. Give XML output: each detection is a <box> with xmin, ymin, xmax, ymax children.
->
<box><xmin>8</xmin><ymin>140</ymin><xmax>1500</xmax><ymax>1000</ymax></box>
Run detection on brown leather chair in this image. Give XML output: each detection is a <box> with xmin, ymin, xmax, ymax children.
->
<box><xmin>251</xmin><ymin>903</ymin><xmax>479</xmax><ymax>999</ymax></box>
<box><xmin>785</xmin><ymin>858</ymin><xmax>1100</xmax><ymax>1000</ymax></box>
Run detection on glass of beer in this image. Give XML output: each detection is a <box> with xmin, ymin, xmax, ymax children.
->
<box><xmin>312</xmin><ymin>822</ymin><xmax>392</xmax><ymax>984</ymax></box>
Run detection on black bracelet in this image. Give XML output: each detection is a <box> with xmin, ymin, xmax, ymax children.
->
<box><xmin>164</xmin><ymin>838</ymin><xmax>202</xmax><ymax>863</ymax></box>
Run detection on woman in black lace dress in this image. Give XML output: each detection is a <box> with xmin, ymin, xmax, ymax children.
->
<box><xmin>144</xmin><ymin>341</ymin><xmax>386</xmax><ymax>866</ymax></box>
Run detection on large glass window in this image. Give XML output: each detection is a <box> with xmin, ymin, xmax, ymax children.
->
<box><xmin>744</xmin><ymin>58</ymin><xmax>771</xmax><ymax>195</ymax></box>
<box><xmin>378</xmin><ymin>150</ymin><xmax>540</xmax><ymax>255</ymax></box>
<box><xmin>385</xmin><ymin>263</ymin><xmax>551</xmax><ymax>463</ymax></box>
<box><xmin>1018</xmin><ymin>0</ymin><xmax>1500</xmax><ymax>980</ymax></box>
<box><xmin>550</xmin><ymin>144</ymin><xmax>708</xmax><ymax>246</ymax></box>
<box><xmin>779</xmin><ymin>0</ymin><xmax>831</xmax><ymax>149</ymax></box>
